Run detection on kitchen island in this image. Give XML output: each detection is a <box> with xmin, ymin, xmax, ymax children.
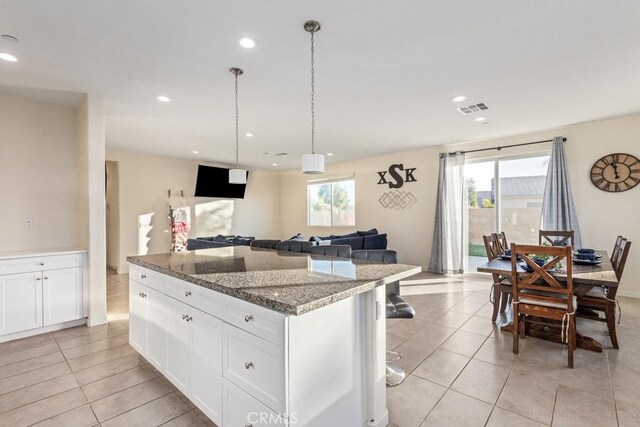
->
<box><xmin>127</xmin><ymin>246</ymin><xmax>420</xmax><ymax>427</ymax></box>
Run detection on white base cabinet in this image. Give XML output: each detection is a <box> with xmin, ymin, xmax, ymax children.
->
<box><xmin>129</xmin><ymin>264</ymin><xmax>386</xmax><ymax>427</ymax></box>
<box><xmin>0</xmin><ymin>250</ymin><xmax>86</xmax><ymax>343</ymax></box>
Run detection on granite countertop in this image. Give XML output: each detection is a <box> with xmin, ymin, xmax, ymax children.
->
<box><xmin>127</xmin><ymin>246</ymin><xmax>421</xmax><ymax>315</ymax></box>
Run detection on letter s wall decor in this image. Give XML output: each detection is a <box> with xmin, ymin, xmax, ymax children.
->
<box><xmin>377</xmin><ymin>164</ymin><xmax>418</xmax><ymax>210</ymax></box>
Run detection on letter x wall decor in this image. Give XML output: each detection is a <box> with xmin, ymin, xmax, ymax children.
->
<box><xmin>377</xmin><ymin>163</ymin><xmax>418</xmax><ymax>210</ymax></box>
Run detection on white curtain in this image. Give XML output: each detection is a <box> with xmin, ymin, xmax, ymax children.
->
<box><xmin>429</xmin><ymin>152</ymin><xmax>466</xmax><ymax>274</ymax></box>
<box><xmin>541</xmin><ymin>136</ymin><xmax>582</xmax><ymax>248</ymax></box>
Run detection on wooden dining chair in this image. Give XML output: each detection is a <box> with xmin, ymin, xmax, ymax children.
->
<box><xmin>577</xmin><ymin>237</ymin><xmax>631</xmax><ymax>349</ymax></box>
<box><xmin>493</xmin><ymin>232</ymin><xmax>509</xmax><ymax>254</ymax></box>
<box><xmin>539</xmin><ymin>230</ymin><xmax>575</xmax><ymax>247</ymax></box>
<box><xmin>611</xmin><ymin>235</ymin><xmax>624</xmax><ymax>266</ymax></box>
<box><xmin>483</xmin><ymin>234</ymin><xmax>511</xmax><ymax>322</ymax></box>
<box><xmin>511</xmin><ymin>244</ymin><xmax>576</xmax><ymax>368</ymax></box>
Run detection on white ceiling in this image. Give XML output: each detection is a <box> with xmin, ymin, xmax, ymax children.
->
<box><xmin>1</xmin><ymin>1</ymin><xmax>640</xmax><ymax>169</ymax></box>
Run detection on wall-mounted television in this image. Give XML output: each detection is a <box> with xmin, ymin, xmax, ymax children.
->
<box><xmin>194</xmin><ymin>165</ymin><xmax>248</xmax><ymax>199</ymax></box>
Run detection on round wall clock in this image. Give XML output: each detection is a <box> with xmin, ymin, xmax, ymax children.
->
<box><xmin>590</xmin><ymin>153</ymin><xmax>640</xmax><ymax>192</ymax></box>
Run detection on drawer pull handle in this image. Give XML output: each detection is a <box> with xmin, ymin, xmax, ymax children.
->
<box><xmin>44</xmin><ymin>276</ymin><xmax>48</xmax><ymax>280</ymax></box>
<box><xmin>141</xmin><ymin>274</ymin><xmax>147</xmax><ymax>279</ymax></box>
<box><xmin>40</xmin><ymin>262</ymin><xmax>45</xmax><ymax>266</ymax></box>
<box><xmin>141</xmin><ymin>293</ymin><xmax>147</xmax><ymax>298</ymax></box>
<box><xmin>183</xmin><ymin>315</ymin><xmax>192</xmax><ymax>322</ymax></box>
<box><xmin>244</xmin><ymin>361</ymin><xmax>254</xmax><ymax>369</ymax></box>
<box><xmin>185</xmin><ymin>291</ymin><xmax>192</xmax><ymax>297</ymax></box>
<box><xmin>244</xmin><ymin>315</ymin><xmax>254</xmax><ymax>322</ymax></box>
<box><xmin>182</xmin><ymin>314</ymin><xmax>186</xmax><ymax>320</ymax></box>
<box><xmin>36</xmin><ymin>277</ymin><xmax>42</xmax><ymax>281</ymax></box>
<box><xmin>246</xmin><ymin>424</ymin><xmax>254</xmax><ymax>427</ymax></box>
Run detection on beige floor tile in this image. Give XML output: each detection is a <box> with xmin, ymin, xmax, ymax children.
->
<box><xmin>557</xmin><ymin>349</ymin><xmax>611</xmax><ymax>397</ymax></box>
<box><xmin>387</xmin><ymin>374</ymin><xmax>446</xmax><ymax>427</ymax></box>
<box><xmin>450</xmin><ymin>300</ymin><xmax>485</xmax><ymax>315</ymax></box>
<box><xmin>496</xmin><ymin>368</ymin><xmax>559</xmax><ymax>425</ymax></box>
<box><xmin>387</xmin><ymin>318</ymin><xmax>431</xmax><ymax>340</ymax></box>
<box><xmin>475</xmin><ymin>302</ymin><xmax>498</xmax><ymax>320</ymax></box>
<box><xmin>63</xmin><ymin>334</ymin><xmax>130</xmax><ymax>360</ymax></box>
<box><xmin>0</xmin><ymin>351</ymin><xmax>65</xmax><ymax>380</ymax></box>
<box><xmin>410</xmin><ymin>303</ymin><xmax>448</xmax><ymax>323</ymax></box>
<box><xmin>0</xmin><ymin>343</ymin><xmax>60</xmax><ymax>367</ymax></box>
<box><xmin>68</xmin><ymin>344</ymin><xmax>137</xmax><ymax>372</ymax></box>
<box><xmin>441</xmin><ymin>330</ymin><xmax>487</xmax><ymax>357</ymax></box>
<box><xmin>393</xmin><ymin>339</ymin><xmax>437</xmax><ymax>375</ymax></box>
<box><xmin>413</xmin><ymin>348</ymin><xmax>470</xmax><ymax>387</ymax></box>
<box><xmin>161</xmin><ymin>407</ymin><xmax>218</xmax><ymax>426</ymax></box>
<box><xmin>451</xmin><ymin>359</ymin><xmax>510</xmax><ymax>404</ymax></box>
<box><xmin>0</xmin><ymin>388</ymin><xmax>87</xmax><ymax>427</ymax></box>
<box><xmin>610</xmin><ymin>366</ymin><xmax>640</xmax><ymax>412</ymax></box>
<box><xmin>101</xmin><ymin>391</ymin><xmax>194</xmax><ymax>427</ymax></box>
<box><xmin>82</xmin><ymin>365</ymin><xmax>158</xmax><ymax>402</ymax></box>
<box><xmin>0</xmin><ymin>333</ymin><xmax>56</xmax><ymax>357</ymax></box>
<box><xmin>57</xmin><ymin>324</ymin><xmax>128</xmax><ymax>350</ymax></box>
<box><xmin>486</xmin><ymin>407</ymin><xmax>547</xmax><ymax>427</ymax></box>
<box><xmin>387</xmin><ymin>332</ymin><xmax>406</xmax><ymax>350</ymax></box>
<box><xmin>465</xmin><ymin>291</ymin><xmax>492</xmax><ymax>304</ymax></box>
<box><xmin>0</xmin><ymin>373</ymin><xmax>78</xmax><ymax>414</ymax></box>
<box><xmin>90</xmin><ymin>377</ymin><xmax>173</xmax><ymax>422</ymax></box>
<box><xmin>31</xmin><ymin>404</ymin><xmax>98</xmax><ymax>427</ymax></box>
<box><xmin>615</xmin><ymin>400</ymin><xmax>640</xmax><ymax>426</ymax></box>
<box><xmin>411</xmin><ymin>324</ymin><xmax>457</xmax><ymax>348</ymax></box>
<box><xmin>0</xmin><ymin>361</ymin><xmax>71</xmax><ymax>396</ymax></box>
<box><xmin>429</xmin><ymin>310</ymin><xmax>473</xmax><ymax>329</ymax></box>
<box><xmin>420</xmin><ymin>389</ymin><xmax>493</xmax><ymax>426</ymax></box>
<box><xmin>473</xmin><ymin>336</ymin><xmax>522</xmax><ymax>369</ymax></box>
<box><xmin>54</xmin><ymin>323</ymin><xmax>123</xmax><ymax>342</ymax></box>
<box><xmin>74</xmin><ymin>353</ymin><xmax>148</xmax><ymax>386</ymax></box>
<box><xmin>551</xmin><ymin>385</ymin><xmax>617</xmax><ymax>427</ymax></box>
<box><xmin>460</xmin><ymin>315</ymin><xmax>499</xmax><ymax>337</ymax></box>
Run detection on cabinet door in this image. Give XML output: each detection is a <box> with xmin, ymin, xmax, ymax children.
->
<box><xmin>165</xmin><ymin>296</ymin><xmax>192</xmax><ymax>393</ymax></box>
<box><xmin>145</xmin><ymin>287</ymin><xmax>166</xmax><ymax>370</ymax></box>
<box><xmin>129</xmin><ymin>280</ymin><xmax>147</xmax><ymax>354</ymax></box>
<box><xmin>43</xmin><ymin>267</ymin><xmax>82</xmax><ymax>326</ymax></box>
<box><xmin>191</xmin><ymin>309</ymin><xmax>223</xmax><ymax>425</ymax></box>
<box><xmin>0</xmin><ymin>272</ymin><xmax>43</xmax><ymax>335</ymax></box>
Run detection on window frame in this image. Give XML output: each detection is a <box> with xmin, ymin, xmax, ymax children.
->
<box><xmin>306</xmin><ymin>175</ymin><xmax>356</xmax><ymax>227</ymax></box>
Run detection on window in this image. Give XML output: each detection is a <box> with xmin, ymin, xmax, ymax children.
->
<box><xmin>307</xmin><ymin>176</ymin><xmax>355</xmax><ymax>226</ymax></box>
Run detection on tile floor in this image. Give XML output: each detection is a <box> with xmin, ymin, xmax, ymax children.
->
<box><xmin>1</xmin><ymin>271</ymin><xmax>639</xmax><ymax>426</ymax></box>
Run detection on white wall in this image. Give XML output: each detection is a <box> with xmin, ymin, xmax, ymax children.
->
<box><xmin>105</xmin><ymin>161</ymin><xmax>120</xmax><ymax>270</ymax></box>
<box><xmin>106</xmin><ymin>148</ymin><xmax>282</xmax><ymax>272</ymax></box>
<box><xmin>279</xmin><ymin>147</ymin><xmax>441</xmax><ymax>268</ymax></box>
<box><xmin>0</xmin><ymin>91</ymin><xmax>78</xmax><ymax>251</ymax></box>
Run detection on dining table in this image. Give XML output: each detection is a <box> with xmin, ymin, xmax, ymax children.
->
<box><xmin>476</xmin><ymin>250</ymin><xmax>618</xmax><ymax>352</ymax></box>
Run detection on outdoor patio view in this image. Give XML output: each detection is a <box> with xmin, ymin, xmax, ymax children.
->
<box><xmin>466</xmin><ymin>155</ymin><xmax>550</xmax><ymax>271</ymax></box>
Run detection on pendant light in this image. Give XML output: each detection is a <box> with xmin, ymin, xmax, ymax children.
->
<box><xmin>229</xmin><ymin>67</ymin><xmax>248</xmax><ymax>184</ymax></box>
<box><xmin>302</xmin><ymin>20</ymin><xmax>325</xmax><ymax>174</ymax></box>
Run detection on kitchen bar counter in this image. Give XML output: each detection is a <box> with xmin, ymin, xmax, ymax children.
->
<box><xmin>127</xmin><ymin>246</ymin><xmax>420</xmax><ymax>315</ymax></box>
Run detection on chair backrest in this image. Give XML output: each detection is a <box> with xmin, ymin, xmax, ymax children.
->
<box><xmin>309</xmin><ymin>245</ymin><xmax>352</xmax><ymax>258</ymax></box>
<box><xmin>276</xmin><ymin>240</ymin><xmax>313</xmax><ymax>253</ymax></box>
<box><xmin>250</xmin><ymin>239</ymin><xmax>281</xmax><ymax>250</ymax></box>
<box><xmin>611</xmin><ymin>235</ymin><xmax>624</xmax><ymax>265</ymax></box>
<box><xmin>494</xmin><ymin>232</ymin><xmax>509</xmax><ymax>254</ymax></box>
<box><xmin>608</xmin><ymin>238</ymin><xmax>631</xmax><ymax>299</ymax></box>
<box><xmin>539</xmin><ymin>230</ymin><xmax>574</xmax><ymax>247</ymax></box>
<box><xmin>511</xmin><ymin>243</ymin><xmax>573</xmax><ymax>311</ymax></box>
<box><xmin>351</xmin><ymin>249</ymin><xmax>398</xmax><ymax>264</ymax></box>
<box><xmin>482</xmin><ymin>234</ymin><xmax>501</xmax><ymax>261</ymax></box>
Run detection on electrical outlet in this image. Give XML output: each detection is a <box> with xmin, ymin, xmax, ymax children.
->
<box><xmin>24</xmin><ymin>219</ymin><xmax>33</xmax><ymax>229</ymax></box>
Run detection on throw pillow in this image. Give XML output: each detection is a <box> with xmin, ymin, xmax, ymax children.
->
<box><xmin>214</xmin><ymin>234</ymin><xmax>229</xmax><ymax>243</ymax></box>
<box><xmin>289</xmin><ymin>233</ymin><xmax>306</xmax><ymax>241</ymax></box>
<box><xmin>357</xmin><ymin>228</ymin><xmax>379</xmax><ymax>236</ymax></box>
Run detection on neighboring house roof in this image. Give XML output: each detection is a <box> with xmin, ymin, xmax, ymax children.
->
<box><xmin>476</xmin><ymin>191</ymin><xmax>492</xmax><ymax>206</ymax></box>
<box><xmin>491</xmin><ymin>176</ymin><xmax>546</xmax><ymax>197</ymax></box>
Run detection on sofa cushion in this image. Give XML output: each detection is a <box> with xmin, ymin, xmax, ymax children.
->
<box><xmin>357</xmin><ymin>228</ymin><xmax>379</xmax><ymax>236</ymax></box>
<box><xmin>289</xmin><ymin>233</ymin><xmax>306</xmax><ymax>241</ymax></box>
<box><xmin>329</xmin><ymin>236</ymin><xmax>364</xmax><ymax>250</ymax></box>
<box><xmin>363</xmin><ymin>233</ymin><xmax>387</xmax><ymax>250</ymax></box>
<box><xmin>214</xmin><ymin>234</ymin><xmax>229</xmax><ymax>243</ymax></box>
<box><xmin>231</xmin><ymin>236</ymin><xmax>255</xmax><ymax>246</ymax></box>
<box><xmin>340</xmin><ymin>232</ymin><xmax>360</xmax><ymax>238</ymax></box>
<box><xmin>197</xmin><ymin>236</ymin><xmax>216</xmax><ymax>241</ymax></box>
<box><xmin>309</xmin><ymin>236</ymin><xmax>324</xmax><ymax>243</ymax></box>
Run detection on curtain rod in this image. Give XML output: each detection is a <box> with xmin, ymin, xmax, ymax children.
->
<box><xmin>449</xmin><ymin>137</ymin><xmax>566</xmax><ymax>155</ymax></box>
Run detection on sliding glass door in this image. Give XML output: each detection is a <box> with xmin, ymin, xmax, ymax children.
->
<box><xmin>464</xmin><ymin>154</ymin><xmax>550</xmax><ymax>271</ymax></box>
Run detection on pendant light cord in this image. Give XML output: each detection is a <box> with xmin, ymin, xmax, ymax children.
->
<box><xmin>310</xmin><ymin>29</ymin><xmax>315</xmax><ymax>154</ymax></box>
<box><xmin>235</xmin><ymin>72</ymin><xmax>239</xmax><ymax>168</ymax></box>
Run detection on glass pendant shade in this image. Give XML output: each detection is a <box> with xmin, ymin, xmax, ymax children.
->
<box><xmin>229</xmin><ymin>168</ymin><xmax>247</xmax><ymax>184</ymax></box>
<box><xmin>302</xmin><ymin>153</ymin><xmax>325</xmax><ymax>174</ymax></box>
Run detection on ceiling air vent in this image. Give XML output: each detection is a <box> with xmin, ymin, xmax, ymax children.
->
<box><xmin>274</xmin><ymin>152</ymin><xmax>289</xmax><ymax>157</ymax></box>
<box><xmin>457</xmin><ymin>102</ymin><xmax>489</xmax><ymax>115</ymax></box>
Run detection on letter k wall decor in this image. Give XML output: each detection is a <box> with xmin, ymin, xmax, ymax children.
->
<box><xmin>377</xmin><ymin>163</ymin><xmax>418</xmax><ymax>210</ymax></box>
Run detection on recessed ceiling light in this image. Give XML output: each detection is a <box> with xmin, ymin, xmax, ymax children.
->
<box><xmin>327</xmin><ymin>153</ymin><xmax>334</xmax><ymax>156</ymax></box>
<box><xmin>474</xmin><ymin>117</ymin><xmax>486</xmax><ymax>122</ymax></box>
<box><xmin>451</xmin><ymin>95</ymin><xmax>467</xmax><ymax>103</ymax></box>
<box><xmin>238</xmin><ymin>37</ymin><xmax>257</xmax><ymax>49</ymax></box>
<box><xmin>245</xmin><ymin>133</ymin><xmax>254</xmax><ymax>137</ymax></box>
<box><xmin>1</xmin><ymin>35</ymin><xmax>18</xmax><ymax>43</ymax></box>
<box><xmin>192</xmin><ymin>150</ymin><xmax>199</xmax><ymax>154</ymax></box>
<box><xmin>272</xmin><ymin>163</ymin><xmax>278</xmax><ymax>167</ymax></box>
<box><xmin>0</xmin><ymin>52</ymin><xmax>18</xmax><ymax>62</ymax></box>
<box><xmin>157</xmin><ymin>95</ymin><xmax>171</xmax><ymax>103</ymax></box>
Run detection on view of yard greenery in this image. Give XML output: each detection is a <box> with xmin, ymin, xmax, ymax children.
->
<box><xmin>308</xmin><ymin>179</ymin><xmax>355</xmax><ymax>226</ymax></box>
<box><xmin>468</xmin><ymin>243</ymin><xmax>487</xmax><ymax>257</ymax></box>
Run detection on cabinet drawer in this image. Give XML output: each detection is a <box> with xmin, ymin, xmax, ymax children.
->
<box><xmin>223</xmin><ymin>379</ymin><xmax>286</xmax><ymax>427</ymax></box>
<box><xmin>164</xmin><ymin>276</ymin><xmax>224</xmax><ymax>316</ymax></box>
<box><xmin>129</xmin><ymin>266</ymin><xmax>165</xmax><ymax>293</ymax></box>
<box><xmin>225</xmin><ymin>296</ymin><xmax>286</xmax><ymax>347</ymax></box>
<box><xmin>0</xmin><ymin>254</ymin><xmax>82</xmax><ymax>274</ymax></box>
<box><xmin>223</xmin><ymin>324</ymin><xmax>286</xmax><ymax>414</ymax></box>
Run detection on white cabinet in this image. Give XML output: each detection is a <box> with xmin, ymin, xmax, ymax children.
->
<box><xmin>164</xmin><ymin>296</ymin><xmax>192</xmax><ymax>392</ymax></box>
<box><xmin>129</xmin><ymin>280</ymin><xmax>147</xmax><ymax>354</ymax></box>
<box><xmin>43</xmin><ymin>268</ymin><xmax>82</xmax><ymax>326</ymax></box>
<box><xmin>0</xmin><ymin>272</ymin><xmax>43</xmax><ymax>335</ymax></box>
<box><xmin>0</xmin><ymin>250</ymin><xmax>86</xmax><ymax>342</ymax></box>
<box><xmin>129</xmin><ymin>281</ymin><xmax>166</xmax><ymax>371</ymax></box>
